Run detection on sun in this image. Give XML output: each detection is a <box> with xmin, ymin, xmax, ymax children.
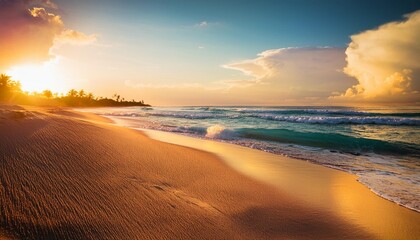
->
<box><xmin>6</xmin><ymin>58</ymin><xmax>66</xmax><ymax>94</ymax></box>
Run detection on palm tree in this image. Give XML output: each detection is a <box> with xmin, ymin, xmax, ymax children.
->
<box><xmin>0</xmin><ymin>74</ymin><xmax>20</xmax><ymax>92</ymax></box>
<box><xmin>67</xmin><ymin>89</ymin><xmax>78</xmax><ymax>97</ymax></box>
<box><xmin>11</xmin><ymin>81</ymin><xmax>21</xmax><ymax>92</ymax></box>
<box><xmin>0</xmin><ymin>74</ymin><xmax>11</xmax><ymax>89</ymax></box>
<box><xmin>112</xmin><ymin>93</ymin><xmax>121</xmax><ymax>102</ymax></box>
<box><xmin>42</xmin><ymin>90</ymin><xmax>53</xmax><ymax>98</ymax></box>
<box><xmin>0</xmin><ymin>74</ymin><xmax>22</xmax><ymax>101</ymax></box>
<box><xmin>0</xmin><ymin>74</ymin><xmax>11</xmax><ymax>100</ymax></box>
<box><xmin>78</xmin><ymin>89</ymin><xmax>85</xmax><ymax>98</ymax></box>
<box><xmin>87</xmin><ymin>93</ymin><xmax>94</xmax><ymax>100</ymax></box>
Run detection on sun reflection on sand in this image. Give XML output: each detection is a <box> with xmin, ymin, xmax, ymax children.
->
<box><xmin>143</xmin><ymin>129</ymin><xmax>420</xmax><ymax>240</ymax></box>
<box><xmin>331</xmin><ymin>173</ymin><xmax>418</xmax><ymax>238</ymax></box>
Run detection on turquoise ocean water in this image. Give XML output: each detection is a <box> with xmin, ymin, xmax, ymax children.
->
<box><xmin>83</xmin><ymin>106</ymin><xmax>420</xmax><ymax>212</ymax></box>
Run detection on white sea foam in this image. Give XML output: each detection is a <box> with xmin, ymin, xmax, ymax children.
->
<box><xmin>250</xmin><ymin>114</ymin><xmax>420</xmax><ymax>126</ymax></box>
<box><xmin>205</xmin><ymin>125</ymin><xmax>236</xmax><ymax>139</ymax></box>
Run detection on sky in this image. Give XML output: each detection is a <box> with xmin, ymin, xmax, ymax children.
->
<box><xmin>1</xmin><ymin>0</ymin><xmax>420</xmax><ymax>106</ymax></box>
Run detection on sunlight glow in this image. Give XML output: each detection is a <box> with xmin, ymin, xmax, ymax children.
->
<box><xmin>6</xmin><ymin>58</ymin><xmax>66</xmax><ymax>94</ymax></box>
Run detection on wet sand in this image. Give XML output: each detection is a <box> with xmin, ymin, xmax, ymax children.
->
<box><xmin>143</xmin><ymin>128</ymin><xmax>420</xmax><ymax>240</ymax></box>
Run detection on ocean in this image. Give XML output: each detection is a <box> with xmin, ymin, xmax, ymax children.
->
<box><xmin>82</xmin><ymin>106</ymin><xmax>420</xmax><ymax>212</ymax></box>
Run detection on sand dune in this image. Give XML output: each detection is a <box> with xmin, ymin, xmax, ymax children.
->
<box><xmin>0</xmin><ymin>105</ymin><xmax>374</xmax><ymax>239</ymax></box>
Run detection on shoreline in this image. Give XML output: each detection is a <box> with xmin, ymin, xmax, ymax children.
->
<box><xmin>0</xmin><ymin>105</ymin><xmax>418</xmax><ymax>239</ymax></box>
<box><xmin>104</xmin><ymin>114</ymin><xmax>419</xmax><ymax>213</ymax></box>
<box><xmin>100</xmin><ymin>114</ymin><xmax>420</xmax><ymax>240</ymax></box>
<box><xmin>142</xmin><ymin>127</ymin><xmax>420</xmax><ymax>212</ymax></box>
<box><xmin>139</xmin><ymin>129</ymin><xmax>420</xmax><ymax>239</ymax></box>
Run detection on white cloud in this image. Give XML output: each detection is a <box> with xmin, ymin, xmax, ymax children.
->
<box><xmin>198</xmin><ymin>21</ymin><xmax>208</xmax><ymax>27</ymax></box>
<box><xmin>194</xmin><ymin>21</ymin><xmax>220</xmax><ymax>29</ymax></box>
<box><xmin>222</xmin><ymin>47</ymin><xmax>356</xmax><ymax>103</ymax></box>
<box><xmin>333</xmin><ymin>10</ymin><xmax>420</xmax><ymax>103</ymax></box>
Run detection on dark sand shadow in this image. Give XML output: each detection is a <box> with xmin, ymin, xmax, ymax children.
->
<box><xmin>233</xmin><ymin>205</ymin><xmax>374</xmax><ymax>239</ymax></box>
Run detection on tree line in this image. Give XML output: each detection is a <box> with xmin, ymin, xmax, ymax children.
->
<box><xmin>0</xmin><ymin>74</ymin><xmax>150</xmax><ymax>107</ymax></box>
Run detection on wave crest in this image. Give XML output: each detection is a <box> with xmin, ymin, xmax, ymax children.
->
<box><xmin>205</xmin><ymin>125</ymin><xmax>236</xmax><ymax>139</ymax></box>
<box><xmin>251</xmin><ymin>114</ymin><xmax>420</xmax><ymax>126</ymax></box>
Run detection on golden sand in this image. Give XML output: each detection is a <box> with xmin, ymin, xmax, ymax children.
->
<box><xmin>0</xmin><ymin>105</ymin><xmax>417</xmax><ymax>239</ymax></box>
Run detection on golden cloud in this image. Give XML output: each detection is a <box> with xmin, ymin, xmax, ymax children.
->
<box><xmin>222</xmin><ymin>47</ymin><xmax>356</xmax><ymax>103</ymax></box>
<box><xmin>55</xmin><ymin>30</ymin><xmax>98</xmax><ymax>45</ymax></box>
<box><xmin>334</xmin><ymin>10</ymin><xmax>420</xmax><ymax>103</ymax></box>
<box><xmin>0</xmin><ymin>0</ymin><xmax>96</xmax><ymax>71</ymax></box>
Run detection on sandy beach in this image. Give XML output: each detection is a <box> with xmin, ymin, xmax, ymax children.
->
<box><xmin>1</xmin><ymin>0</ymin><xmax>419</xmax><ymax>239</ymax></box>
<box><xmin>142</xmin><ymin>128</ymin><xmax>420</xmax><ymax>240</ymax></box>
<box><xmin>0</xmin><ymin>105</ymin><xmax>418</xmax><ymax>239</ymax></box>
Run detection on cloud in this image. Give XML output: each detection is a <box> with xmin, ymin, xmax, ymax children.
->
<box><xmin>194</xmin><ymin>21</ymin><xmax>220</xmax><ymax>29</ymax></box>
<box><xmin>55</xmin><ymin>30</ymin><xmax>98</xmax><ymax>45</ymax></box>
<box><xmin>333</xmin><ymin>10</ymin><xmax>420</xmax><ymax>103</ymax></box>
<box><xmin>198</xmin><ymin>21</ymin><xmax>208</xmax><ymax>27</ymax></box>
<box><xmin>100</xmin><ymin>47</ymin><xmax>356</xmax><ymax>106</ymax></box>
<box><xmin>39</xmin><ymin>0</ymin><xmax>58</xmax><ymax>9</ymax></box>
<box><xmin>129</xmin><ymin>47</ymin><xmax>355</xmax><ymax>106</ymax></box>
<box><xmin>0</xmin><ymin>0</ymin><xmax>96</xmax><ymax>71</ymax></box>
<box><xmin>222</xmin><ymin>47</ymin><xmax>356</xmax><ymax>103</ymax></box>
